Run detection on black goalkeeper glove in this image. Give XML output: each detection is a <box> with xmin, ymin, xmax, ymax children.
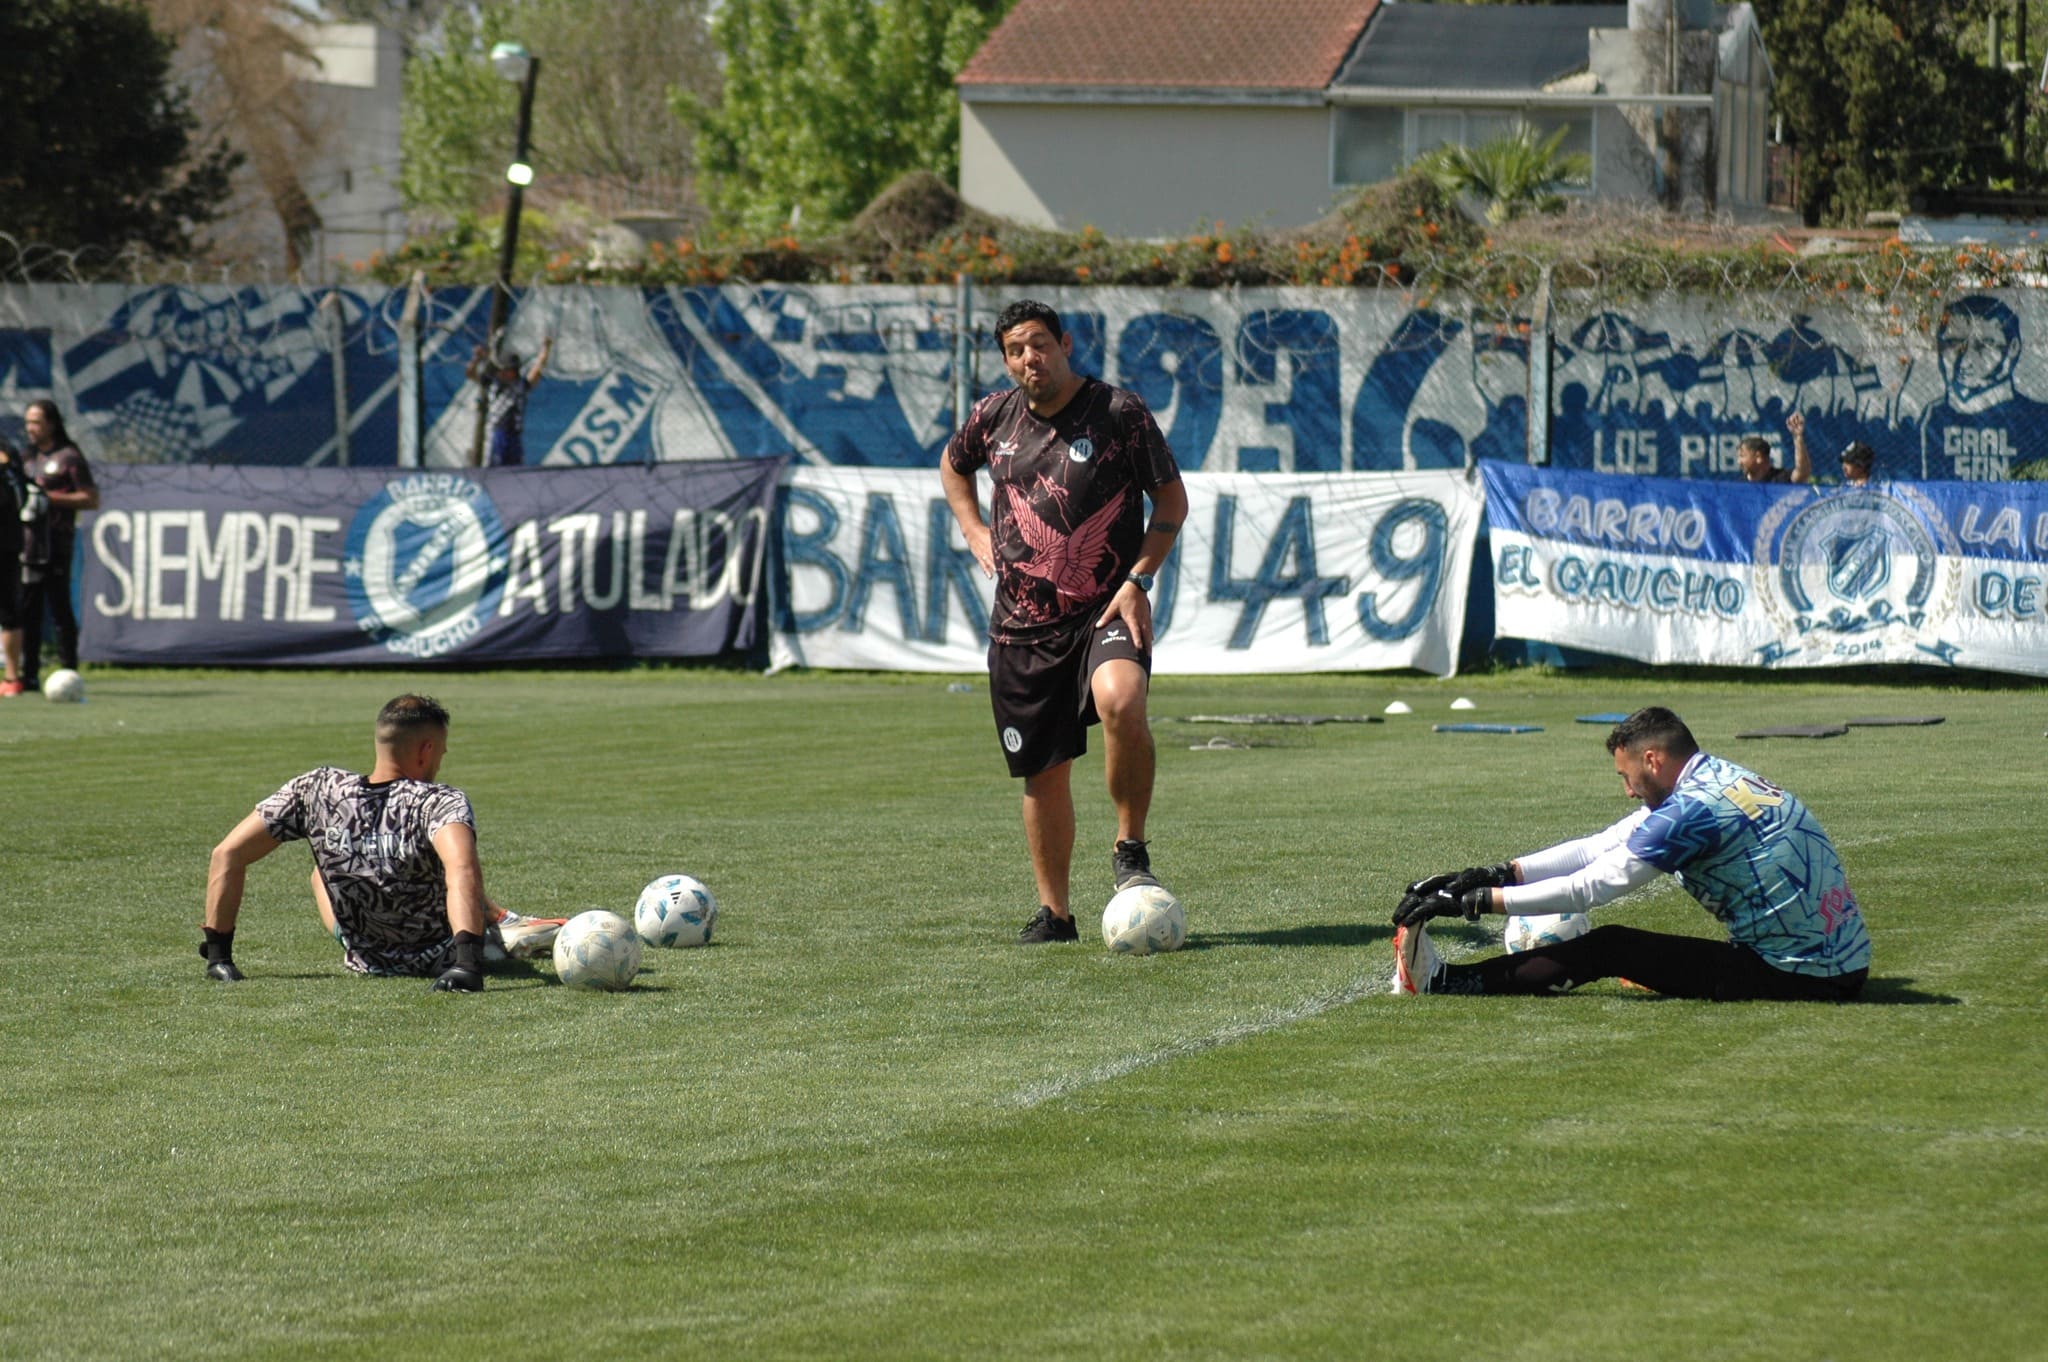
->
<box><xmin>1402</xmin><ymin>862</ymin><xmax>1513</xmax><ymax>901</ymax></box>
<box><xmin>430</xmin><ymin>931</ymin><xmax>486</xmax><ymax>993</ymax></box>
<box><xmin>1391</xmin><ymin>885</ymin><xmax>1492</xmax><ymax>928</ymax></box>
<box><xmin>1402</xmin><ymin>871</ymin><xmax>1460</xmax><ymax>900</ymax></box>
<box><xmin>1394</xmin><ymin>863</ymin><xmax>1513</xmax><ymax>926</ymax></box>
<box><xmin>1450</xmin><ymin>862</ymin><xmax>1515</xmax><ymax>894</ymax></box>
<box><xmin>200</xmin><ymin>928</ymin><xmax>244</xmax><ymax>982</ymax></box>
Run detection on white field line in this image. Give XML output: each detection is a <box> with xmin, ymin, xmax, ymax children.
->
<box><xmin>1002</xmin><ymin>971</ymin><xmax>1381</xmax><ymax>1110</ymax></box>
<box><xmin>1831</xmin><ymin>833</ymin><xmax>1898</xmax><ymax>850</ymax></box>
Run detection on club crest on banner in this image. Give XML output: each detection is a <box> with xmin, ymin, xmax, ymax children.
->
<box><xmin>344</xmin><ymin>475</ymin><xmax>507</xmax><ymax>657</ymax></box>
<box><xmin>1755</xmin><ymin>487</ymin><xmax>1961</xmax><ymax>659</ymax></box>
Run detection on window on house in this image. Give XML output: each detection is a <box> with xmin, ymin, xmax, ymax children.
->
<box><xmin>1333</xmin><ymin>107</ymin><xmax>1597</xmax><ymax>190</ymax></box>
<box><xmin>1466</xmin><ymin>113</ymin><xmax>1521</xmax><ymax>149</ymax></box>
<box><xmin>1527</xmin><ymin>111</ymin><xmax>1594</xmax><ymax>168</ymax></box>
<box><xmin>1332</xmin><ymin>106</ymin><xmax>1404</xmax><ymax>187</ymax></box>
<box><xmin>1413</xmin><ymin>112</ymin><xmax>1463</xmax><ymax>157</ymax></box>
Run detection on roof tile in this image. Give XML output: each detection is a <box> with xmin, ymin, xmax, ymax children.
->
<box><xmin>958</xmin><ymin>0</ymin><xmax>1381</xmax><ymax>91</ymax></box>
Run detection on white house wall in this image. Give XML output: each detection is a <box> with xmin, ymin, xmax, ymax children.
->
<box><xmin>304</xmin><ymin>24</ymin><xmax>407</xmax><ymax>278</ymax></box>
<box><xmin>960</xmin><ymin>101</ymin><xmax>1339</xmax><ymax>236</ymax></box>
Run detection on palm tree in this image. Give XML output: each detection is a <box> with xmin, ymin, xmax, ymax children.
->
<box><xmin>1411</xmin><ymin>122</ymin><xmax>1592</xmax><ymax>225</ymax></box>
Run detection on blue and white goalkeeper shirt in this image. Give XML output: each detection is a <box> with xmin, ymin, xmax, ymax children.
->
<box><xmin>1501</xmin><ymin>752</ymin><xmax>1870</xmax><ymax>977</ymax></box>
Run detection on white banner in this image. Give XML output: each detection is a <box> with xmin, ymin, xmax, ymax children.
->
<box><xmin>771</xmin><ymin>468</ymin><xmax>1483</xmax><ymax>675</ymax></box>
<box><xmin>1484</xmin><ymin>463</ymin><xmax>2048</xmax><ymax>675</ymax></box>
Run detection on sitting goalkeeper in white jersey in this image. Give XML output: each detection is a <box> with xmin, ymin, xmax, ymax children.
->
<box><xmin>1391</xmin><ymin>706</ymin><xmax>1870</xmax><ymax>1002</ymax></box>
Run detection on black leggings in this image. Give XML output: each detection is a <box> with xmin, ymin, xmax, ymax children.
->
<box><xmin>19</xmin><ymin>558</ymin><xmax>79</xmax><ymax>685</ymax></box>
<box><xmin>1446</xmin><ymin>924</ymin><xmax>1866</xmax><ymax>1002</ymax></box>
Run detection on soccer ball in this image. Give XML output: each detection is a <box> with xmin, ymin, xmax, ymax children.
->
<box><xmin>552</xmin><ymin>910</ymin><xmax>642</xmax><ymax>990</ymax></box>
<box><xmin>1101</xmin><ymin>884</ymin><xmax>1186</xmax><ymax>956</ymax></box>
<box><xmin>635</xmin><ymin>873</ymin><xmax>717</xmax><ymax>948</ymax></box>
<box><xmin>43</xmin><ymin>669</ymin><xmax>84</xmax><ymax>703</ymax></box>
<box><xmin>1503</xmin><ymin>912</ymin><xmax>1591</xmax><ymax>953</ymax></box>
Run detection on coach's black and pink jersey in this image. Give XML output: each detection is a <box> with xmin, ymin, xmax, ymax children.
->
<box><xmin>945</xmin><ymin>377</ymin><xmax>1179</xmax><ymax>642</ymax></box>
<box><xmin>257</xmin><ymin>767</ymin><xmax>475</xmax><ymax>976</ymax></box>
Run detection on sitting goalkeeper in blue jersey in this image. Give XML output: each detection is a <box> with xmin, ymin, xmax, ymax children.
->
<box><xmin>1391</xmin><ymin>706</ymin><xmax>1870</xmax><ymax>1001</ymax></box>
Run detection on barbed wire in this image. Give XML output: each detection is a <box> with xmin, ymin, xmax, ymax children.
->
<box><xmin>0</xmin><ymin>244</ymin><xmax>2018</xmax><ymax>374</ymax></box>
<box><xmin>7</xmin><ymin>213</ymin><xmax>2047</xmax><ymax>470</ymax></box>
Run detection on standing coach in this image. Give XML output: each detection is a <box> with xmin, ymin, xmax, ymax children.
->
<box><xmin>941</xmin><ymin>300</ymin><xmax>1188</xmax><ymax>943</ymax></box>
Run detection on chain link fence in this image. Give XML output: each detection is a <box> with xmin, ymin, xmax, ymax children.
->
<box><xmin>5</xmin><ymin>226</ymin><xmax>2045</xmax><ymax>479</ymax></box>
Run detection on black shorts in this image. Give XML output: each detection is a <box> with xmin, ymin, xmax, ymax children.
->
<box><xmin>988</xmin><ymin>616</ymin><xmax>1151</xmax><ymax>778</ymax></box>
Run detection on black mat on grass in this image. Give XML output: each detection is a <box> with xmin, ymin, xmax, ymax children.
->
<box><xmin>1736</xmin><ymin>724</ymin><xmax>1849</xmax><ymax>739</ymax></box>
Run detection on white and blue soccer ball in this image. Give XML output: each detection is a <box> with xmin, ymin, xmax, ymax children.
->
<box><xmin>43</xmin><ymin>669</ymin><xmax>84</xmax><ymax>703</ymax></box>
<box><xmin>553</xmin><ymin>909</ymin><xmax>642</xmax><ymax>990</ymax></box>
<box><xmin>1101</xmin><ymin>884</ymin><xmax>1186</xmax><ymax>956</ymax></box>
<box><xmin>635</xmin><ymin>873</ymin><xmax>717</xmax><ymax>949</ymax></box>
<box><xmin>1503</xmin><ymin>912</ymin><xmax>1591</xmax><ymax>954</ymax></box>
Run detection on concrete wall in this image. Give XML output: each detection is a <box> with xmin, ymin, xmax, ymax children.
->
<box><xmin>1592</xmin><ymin>106</ymin><xmax>1656</xmax><ymax>202</ymax></box>
<box><xmin>960</xmin><ymin>100</ymin><xmax>1339</xmax><ymax>237</ymax></box>
<box><xmin>301</xmin><ymin>24</ymin><xmax>407</xmax><ymax>277</ymax></box>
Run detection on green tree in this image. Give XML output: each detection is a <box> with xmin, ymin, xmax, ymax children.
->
<box><xmin>1410</xmin><ymin>123</ymin><xmax>1590</xmax><ymax>224</ymax></box>
<box><xmin>399</xmin><ymin>4</ymin><xmax>516</xmax><ymax>212</ymax></box>
<box><xmin>151</xmin><ymin>0</ymin><xmax>328</xmax><ymax>275</ymax></box>
<box><xmin>0</xmin><ymin>0</ymin><xmax>237</xmax><ymax>260</ymax></box>
<box><xmin>680</xmin><ymin>0</ymin><xmax>1009</xmax><ymax>233</ymax></box>
<box><xmin>1759</xmin><ymin>0</ymin><xmax>2017</xmax><ymax>224</ymax></box>
<box><xmin>401</xmin><ymin>0</ymin><xmax>716</xmax><ymax>215</ymax></box>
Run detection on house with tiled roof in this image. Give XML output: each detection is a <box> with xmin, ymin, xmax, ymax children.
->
<box><xmin>955</xmin><ymin>0</ymin><xmax>1382</xmax><ymax>237</ymax></box>
<box><xmin>955</xmin><ymin>0</ymin><xmax>1778</xmax><ymax>238</ymax></box>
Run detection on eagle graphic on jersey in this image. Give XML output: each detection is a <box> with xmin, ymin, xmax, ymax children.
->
<box><xmin>1004</xmin><ymin>481</ymin><xmax>1123</xmax><ymax>611</ymax></box>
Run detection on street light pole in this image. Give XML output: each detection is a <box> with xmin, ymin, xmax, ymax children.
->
<box><xmin>471</xmin><ymin>45</ymin><xmax>541</xmax><ymax>466</ymax></box>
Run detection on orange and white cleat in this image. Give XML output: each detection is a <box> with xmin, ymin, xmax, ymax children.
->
<box><xmin>1391</xmin><ymin>923</ymin><xmax>1443</xmax><ymax>995</ymax></box>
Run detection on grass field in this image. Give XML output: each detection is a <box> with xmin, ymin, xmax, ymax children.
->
<box><xmin>3</xmin><ymin>666</ymin><xmax>2044</xmax><ymax>1361</ymax></box>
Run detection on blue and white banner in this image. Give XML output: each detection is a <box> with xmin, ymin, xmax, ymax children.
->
<box><xmin>1484</xmin><ymin>463</ymin><xmax>2048</xmax><ymax>675</ymax></box>
<box><xmin>81</xmin><ymin>462</ymin><xmax>783</xmax><ymax>665</ymax></box>
<box><xmin>10</xmin><ymin>282</ymin><xmax>2048</xmax><ymax>481</ymax></box>
<box><xmin>773</xmin><ymin>468</ymin><xmax>1484</xmax><ymax>676</ymax></box>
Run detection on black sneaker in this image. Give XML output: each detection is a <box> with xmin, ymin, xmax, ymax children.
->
<box><xmin>1112</xmin><ymin>839</ymin><xmax>1159</xmax><ymax>892</ymax></box>
<box><xmin>1017</xmin><ymin>906</ymin><xmax>1079</xmax><ymax>943</ymax></box>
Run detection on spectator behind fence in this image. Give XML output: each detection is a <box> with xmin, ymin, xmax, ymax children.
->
<box><xmin>1738</xmin><ymin>412</ymin><xmax>1813</xmax><ymax>485</ymax></box>
<box><xmin>1841</xmin><ymin>441</ymin><xmax>1875</xmax><ymax>487</ymax></box>
<box><xmin>468</xmin><ymin>337</ymin><xmax>552</xmax><ymax>467</ymax></box>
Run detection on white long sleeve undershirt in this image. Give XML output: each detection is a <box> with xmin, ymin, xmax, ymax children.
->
<box><xmin>1502</xmin><ymin>806</ymin><xmax>1665</xmax><ymax>916</ymax></box>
